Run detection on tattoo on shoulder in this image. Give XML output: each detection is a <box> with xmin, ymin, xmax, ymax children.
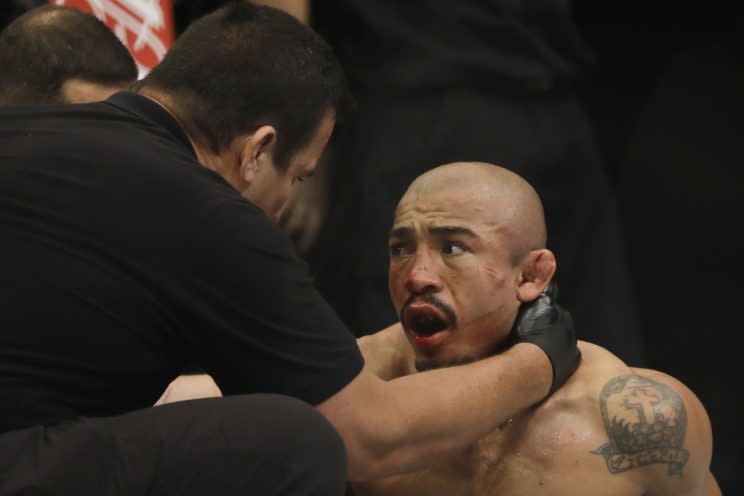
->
<box><xmin>591</xmin><ymin>374</ymin><xmax>690</xmax><ymax>476</ymax></box>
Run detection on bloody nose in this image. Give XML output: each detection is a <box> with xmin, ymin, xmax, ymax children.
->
<box><xmin>406</xmin><ymin>264</ymin><xmax>443</xmax><ymax>294</ymax></box>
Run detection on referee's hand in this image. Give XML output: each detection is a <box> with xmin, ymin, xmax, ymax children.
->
<box><xmin>154</xmin><ymin>374</ymin><xmax>222</xmax><ymax>406</ymax></box>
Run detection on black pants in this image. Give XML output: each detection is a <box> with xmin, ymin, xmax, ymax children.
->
<box><xmin>0</xmin><ymin>395</ymin><xmax>347</xmax><ymax>495</ymax></box>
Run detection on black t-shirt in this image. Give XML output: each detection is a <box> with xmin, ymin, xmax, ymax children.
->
<box><xmin>0</xmin><ymin>92</ymin><xmax>363</xmax><ymax>434</ymax></box>
<box><xmin>313</xmin><ymin>0</ymin><xmax>594</xmax><ymax>94</ymax></box>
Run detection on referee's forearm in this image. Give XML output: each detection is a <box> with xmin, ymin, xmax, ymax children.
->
<box><xmin>317</xmin><ymin>343</ymin><xmax>550</xmax><ymax>481</ymax></box>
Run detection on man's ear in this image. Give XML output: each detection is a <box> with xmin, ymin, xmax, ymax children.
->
<box><xmin>516</xmin><ymin>249</ymin><xmax>556</xmax><ymax>302</ymax></box>
<box><xmin>238</xmin><ymin>125</ymin><xmax>276</xmax><ymax>185</ymax></box>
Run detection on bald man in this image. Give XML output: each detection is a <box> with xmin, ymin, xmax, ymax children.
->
<box><xmin>0</xmin><ymin>5</ymin><xmax>137</xmax><ymax>106</ymax></box>
<box><xmin>354</xmin><ymin>162</ymin><xmax>720</xmax><ymax>496</ymax></box>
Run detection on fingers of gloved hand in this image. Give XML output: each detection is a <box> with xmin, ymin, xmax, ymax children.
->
<box><xmin>543</xmin><ymin>279</ymin><xmax>559</xmax><ymax>301</ymax></box>
<box><xmin>508</xmin><ymin>289</ymin><xmax>579</xmax><ymax>397</ymax></box>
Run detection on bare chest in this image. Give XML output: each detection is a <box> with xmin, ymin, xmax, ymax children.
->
<box><xmin>468</xmin><ymin>420</ymin><xmax>639</xmax><ymax>496</ymax></box>
<box><xmin>354</xmin><ymin>416</ymin><xmax>644</xmax><ymax>496</ymax></box>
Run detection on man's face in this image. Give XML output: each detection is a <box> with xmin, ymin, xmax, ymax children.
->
<box><xmin>388</xmin><ymin>184</ymin><xmax>522</xmax><ymax>371</ymax></box>
<box><xmin>247</xmin><ymin>109</ymin><xmax>335</xmax><ymax>222</ymax></box>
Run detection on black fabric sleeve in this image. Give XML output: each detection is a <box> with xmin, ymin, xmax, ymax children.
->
<box><xmin>169</xmin><ymin>199</ymin><xmax>364</xmax><ymax>405</ymax></box>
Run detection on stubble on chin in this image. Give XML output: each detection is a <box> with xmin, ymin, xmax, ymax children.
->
<box><xmin>414</xmin><ymin>341</ymin><xmax>511</xmax><ymax>372</ymax></box>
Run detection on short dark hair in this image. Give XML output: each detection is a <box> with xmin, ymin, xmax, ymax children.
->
<box><xmin>0</xmin><ymin>5</ymin><xmax>138</xmax><ymax>106</ymax></box>
<box><xmin>134</xmin><ymin>1</ymin><xmax>349</xmax><ymax>170</ymax></box>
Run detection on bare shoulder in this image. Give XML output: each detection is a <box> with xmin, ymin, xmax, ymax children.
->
<box><xmin>537</xmin><ymin>342</ymin><xmax>718</xmax><ymax>494</ymax></box>
<box><xmin>538</xmin><ymin>341</ymin><xmax>631</xmax><ymax>411</ymax></box>
<box><xmin>585</xmin><ymin>360</ymin><xmax>716</xmax><ymax>495</ymax></box>
<box><xmin>625</xmin><ymin>368</ymin><xmax>719</xmax><ymax>495</ymax></box>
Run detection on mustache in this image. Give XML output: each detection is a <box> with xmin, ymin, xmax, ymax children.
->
<box><xmin>401</xmin><ymin>293</ymin><xmax>458</xmax><ymax>328</ymax></box>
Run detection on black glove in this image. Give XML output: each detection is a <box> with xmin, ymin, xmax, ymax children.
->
<box><xmin>508</xmin><ymin>281</ymin><xmax>581</xmax><ymax>396</ymax></box>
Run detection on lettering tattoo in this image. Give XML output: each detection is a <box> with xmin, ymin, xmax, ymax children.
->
<box><xmin>592</xmin><ymin>375</ymin><xmax>689</xmax><ymax>475</ymax></box>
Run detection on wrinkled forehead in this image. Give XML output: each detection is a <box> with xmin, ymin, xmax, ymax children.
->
<box><xmin>392</xmin><ymin>186</ymin><xmax>512</xmax><ymax>236</ymax></box>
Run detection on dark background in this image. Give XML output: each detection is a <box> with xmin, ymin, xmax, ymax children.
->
<box><xmin>2</xmin><ymin>1</ymin><xmax>742</xmax><ymax>492</ymax></box>
<box><xmin>576</xmin><ymin>3</ymin><xmax>743</xmax><ymax>492</ymax></box>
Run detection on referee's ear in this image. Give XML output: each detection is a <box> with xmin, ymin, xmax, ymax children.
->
<box><xmin>239</xmin><ymin>125</ymin><xmax>276</xmax><ymax>184</ymax></box>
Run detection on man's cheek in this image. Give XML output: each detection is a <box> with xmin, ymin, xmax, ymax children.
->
<box><xmin>388</xmin><ymin>273</ymin><xmax>406</xmax><ymax>312</ymax></box>
<box><xmin>480</xmin><ymin>264</ymin><xmax>508</xmax><ymax>287</ymax></box>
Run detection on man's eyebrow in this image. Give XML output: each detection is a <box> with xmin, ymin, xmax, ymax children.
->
<box><xmin>429</xmin><ymin>226</ymin><xmax>480</xmax><ymax>239</ymax></box>
<box><xmin>389</xmin><ymin>225</ymin><xmax>480</xmax><ymax>239</ymax></box>
<box><xmin>389</xmin><ymin>226</ymin><xmax>414</xmax><ymax>239</ymax></box>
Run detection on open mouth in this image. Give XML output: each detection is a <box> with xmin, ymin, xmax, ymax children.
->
<box><xmin>407</xmin><ymin>310</ymin><xmax>448</xmax><ymax>335</ymax></box>
<box><xmin>402</xmin><ymin>302</ymin><xmax>453</xmax><ymax>347</ymax></box>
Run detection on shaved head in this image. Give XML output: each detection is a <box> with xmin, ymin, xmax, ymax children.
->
<box><xmin>398</xmin><ymin>162</ymin><xmax>547</xmax><ymax>263</ymax></box>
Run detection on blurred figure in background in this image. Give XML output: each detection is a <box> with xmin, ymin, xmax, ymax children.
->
<box><xmin>0</xmin><ymin>5</ymin><xmax>138</xmax><ymax>106</ymax></box>
<box><xmin>297</xmin><ymin>0</ymin><xmax>645</xmax><ymax>366</ymax></box>
<box><xmin>616</xmin><ymin>33</ymin><xmax>744</xmax><ymax>496</ymax></box>
<box><xmin>575</xmin><ymin>4</ymin><xmax>742</xmax><ymax>491</ymax></box>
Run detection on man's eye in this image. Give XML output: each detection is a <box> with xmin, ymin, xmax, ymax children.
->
<box><xmin>389</xmin><ymin>242</ymin><xmax>412</xmax><ymax>258</ymax></box>
<box><xmin>442</xmin><ymin>241</ymin><xmax>466</xmax><ymax>255</ymax></box>
<box><xmin>292</xmin><ymin>176</ymin><xmax>304</xmax><ymax>184</ymax></box>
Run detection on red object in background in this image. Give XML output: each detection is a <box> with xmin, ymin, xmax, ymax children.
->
<box><xmin>50</xmin><ymin>0</ymin><xmax>174</xmax><ymax>77</ymax></box>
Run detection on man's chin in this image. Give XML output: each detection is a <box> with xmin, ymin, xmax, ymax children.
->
<box><xmin>414</xmin><ymin>342</ymin><xmax>512</xmax><ymax>372</ymax></box>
